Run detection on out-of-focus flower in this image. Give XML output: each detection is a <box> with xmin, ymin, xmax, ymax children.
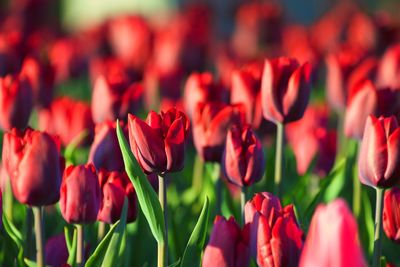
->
<box><xmin>60</xmin><ymin>164</ymin><xmax>101</xmax><ymax>224</ymax></box>
<box><xmin>299</xmin><ymin>199</ymin><xmax>366</xmax><ymax>267</ymax></box>
<box><xmin>88</xmin><ymin>121</ymin><xmax>126</xmax><ymax>172</ymax></box>
<box><xmin>358</xmin><ymin>115</ymin><xmax>400</xmax><ymax>188</ymax></box>
<box><xmin>193</xmin><ymin>102</ymin><xmax>246</xmax><ymax>162</ymax></box>
<box><xmin>245</xmin><ymin>192</ymin><xmax>303</xmax><ymax>267</ymax></box>
<box><xmin>97</xmin><ymin>170</ymin><xmax>137</xmax><ymax>224</ymax></box>
<box><xmin>286</xmin><ymin>104</ymin><xmax>336</xmax><ymax>176</ymax></box>
<box><xmin>231</xmin><ymin>62</ymin><xmax>264</xmax><ymax>128</ymax></box>
<box><xmin>202</xmin><ymin>216</ymin><xmax>250</xmax><ymax>267</ymax></box>
<box><xmin>377</xmin><ymin>44</ymin><xmax>400</xmax><ymax>89</ymax></box>
<box><xmin>222</xmin><ymin>125</ymin><xmax>264</xmax><ymax>188</ymax></box>
<box><xmin>261</xmin><ymin>57</ymin><xmax>312</xmax><ymax>124</ymax></box>
<box><xmin>383</xmin><ymin>187</ymin><xmax>400</xmax><ymax>243</ymax></box>
<box><xmin>346</xmin><ymin>12</ymin><xmax>378</xmax><ymax>52</ymax></box>
<box><xmin>344</xmin><ymin>80</ymin><xmax>400</xmax><ymax>139</ymax></box>
<box><xmin>91</xmin><ymin>75</ymin><xmax>143</xmax><ymax>123</ymax></box>
<box><xmin>0</xmin><ymin>74</ymin><xmax>33</xmax><ymax>130</ymax></box>
<box><xmin>346</xmin><ymin>56</ymin><xmax>378</xmax><ymax>93</ymax></box>
<box><xmin>45</xmin><ymin>233</ymin><xmax>69</xmax><ymax>267</ymax></box>
<box><xmin>2</xmin><ymin>128</ymin><xmax>62</xmax><ymax>206</ymax></box>
<box><xmin>39</xmin><ymin>97</ymin><xmax>94</xmax><ymax>146</ymax></box>
<box><xmin>128</xmin><ymin>108</ymin><xmax>190</xmax><ymax>174</ymax></box>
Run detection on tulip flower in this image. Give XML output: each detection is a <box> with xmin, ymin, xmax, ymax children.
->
<box><xmin>245</xmin><ymin>192</ymin><xmax>303</xmax><ymax>267</ymax></box>
<box><xmin>97</xmin><ymin>170</ymin><xmax>137</xmax><ymax>224</ymax></box>
<box><xmin>299</xmin><ymin>199</ymin><xmax>366</xmax><ymax>267</ymax></box>
<box><xmin>45</xmin><ymin>233</ymin><xmax>69</xmax><ymax>267</ymax></box>
<box><xmin>88</xmin><ymin>121</ymin><xmax>125</xmax><ymax>172</ymax></box>
<box><xmin>60</xmin><ymin>163</ymin><xmax>100</xmax><ymax>224</ymax></box>
<box><xmin>39</xmin><ymin>97</ymin><xmax>94</xmax><ymax>146</ymax></box>
<box><xmin>377</xmin><ymin>44</ymin><xmax>400</xmax><ymax>89</ymax></box>
<box><xmin>128</xmin><ymin>107</ymin><xmax>190</xmax><ymax>174</ymax></box>
<box><xmin>202</xmin><ymin>216</ymin><xmax>250</xmax><ymax>267</ymax></box>
<box><xmin>346</xmin><ymin>56</ymin><xmax>378</xmax><ymax>94</ymax></box>
<box><xmin>0</xmin><ymin>74</ymin><xmax>33</xmax><ymax>130</ymax></box>
<box><xmin>193</xmin><ymin>102</ymin><xmax>246</xmax><ymax>162</ymax></box>
<box><xmin>358</xmin><ymin>115</ymin><xmax>400</xmax><ymax>188</ymax></box>
<box><xmin>383</xmin><ymin>187</ymin><xmax>400</xmax><ymax>243</ymax></box>
<box><xmin>2</xmin><ymin>128</ymin><xmax>62</xmax><ymax>206</ymax></box>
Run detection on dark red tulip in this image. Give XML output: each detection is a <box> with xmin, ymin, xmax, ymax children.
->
<box><xmin>88</xmin><ymin>121</ymin><xmax>125</xmax><ymax>172</ymax></box>
<box><xmin>193</xmin><ymin>102</ymin><xmax>246</xmax><ymax>162</ymax></box>
<box><xmin>358</xmin><ymin>115</ymin><xmax>400</xmax><ymax>188</ymax></box>
<box><xmin>39</xmin><ymin>97</ymin><xmax>94</xmax><ymax>146</ymax></box>
<box><xmin>377</xmin><ymin>44</ymin><xmax>400</xmax><ymax>89</ymax></box>
<box><xmin>222</xmin><ymin>125</ymin><xmax>264</xmax><ymax>188</ymax></box>
<box><xmin>346</xmin><ymin>56</ymin><xmax>378</xmax><ymax>94</ymax></box>
<box><xmin>245</xmin><ymin>192</ymin><xmax>303</xmax><ymax>267</ymax></box>
<box><xmin>89</xmin><ymin>57</ymin><xmax>137</xmax><ymax>86</ymax></box>
<box><xmin>346</xmin><ymin>12</ymin><xmax>378</xmax><ymax>52</ymax></box>
<box><xmin>344</xmin><ymin>80</ymin><xmax>400</xmax><ymax>140</ymax></box>
<box><xmin>128</xmin><ymin>108</ymin><xmax>190</xmax><ymax>174</ymax></box>
<box><xmin>383</xmin><ymin>187</ymin><xmax>400</xmax><ymax>243</ymax></box>
<box><xmin>299</xmin><ymin>199</ymin><xmax>366</xmax><ymax>267</ymax></box>
<box><xmin>0</xmin><ymin>74</ymin><xmax>33</xmax><ymax>130</ymax></box>
<box><xmin>60</xmin><ymin>164</ymin><xmax>101</xmax><ymax>224</ymax></box>
<box><xmin>91</xmin><ymin>75</ymin><xmax>143</xmax><ymax>123</ymax></box>
<box><xmin>231</xmin><ymin>63</ymin><xmax>264</xmax><ymax>128</ymax></box>
<box><xmin>2</xmin><ymin>128</ymin><xmax>62</xmax><ymax>206</ymax></box>
<box><xmin>45</xmin><ymin>233</ymin><xmax>69</xmax><ymax>267</ymax></box>
<box><xmin>202</xmin><ymin>216</ymin><xmax>250</xmax><ymax>267</ymax></box>
<box><xmin>97</xmin><ymin>170</ymin><xmax>137</xmax><ymax>224</ymax></box>
<box><xmin>261</xmin><ymin>57</ymin><xmax>312</xmax><ymax>124</ymax></box>
<box><xmin>286</xmin><ymin>104</ymin><xmax>336</xmax><ymax>176</ymax></box>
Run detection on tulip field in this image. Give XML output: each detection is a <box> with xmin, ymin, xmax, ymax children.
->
<box><xmin>2</xmin><ymin>1</ymin><xmax>400</xmax><ymax>267</ymax></box>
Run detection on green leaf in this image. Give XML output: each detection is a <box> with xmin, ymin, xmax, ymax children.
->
<box><xmin>85</xmin><ymin>221</ymin><xmax>120</xmax><ymax>267</ymax></box>
<box><xmin>67</xmin><ymin>228</ymin><xmax>77</xmax><ymax>266</ymax></box>
<box><xmin>24</xmin><ymin>258</ymin><xmax>38</xmax><ymax>267</ymax></box>
<box><xmin>116</xmin><ymin>121</ymin><xmax>165</xmax><ymax>243</ymax></box>
<box><xmin>101</xmin><ymin>197</ymin><xmax>129</xmax><ymax>267</ymax></box>
<box><xmin>64</xmin><ymin>129</ymin><xmax>88</xmax><ymax>164</ymax></box>
<box><xmin>2</xmin><ymin>213</ymin><xmax>24</xmax><ymax>247</ymax></box>
<box><xmin>64</xmin><ymin>226</ymin><xmax>73</xmax><ymax>253</ymax></box>
<box><xmin>180</xmin><ymin>197</ymin><xmax>210</xmax><ymax>267</ymax></box>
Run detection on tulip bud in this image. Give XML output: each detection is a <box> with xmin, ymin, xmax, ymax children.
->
<box><xmin>245</xmin><ymin>192</ymin><xmax>303</xmax><ymax>267</ymax></box>
<box><xmin>377</xmin><ymin>44</ymin><xmax>400</xmax><ymax>89</ymax></box>
<box><xmin>128</xmin><ymin>108</ymin><xmax>190</xmax><ymax>174</ymax></box>
<box><xmin>193</xmin><ymin>102</ymin><xmax>246</xmax><ymax>162</ymax></box>
<box><xmin>202</xmin><ymin>216</ymin><xmax>250</xmax><ymax>267</ymax></box>
<box><xmin>358</xmin><ymin>115</ymin><xmax>400</xmax><ymax>188</ymax></box>
<box><xmin>261</xmin><ymin>57</ymin><xmax>312</xmax><ymax>124</ymax></box>
<box><xmin>222</xmin><ymin>125</ymin><xmax>264</xmax><ymax>188</ymax></box>
<box><xmin>97</xmin><ymin>170</ymin><xmax>137</xmax><ymax>224</ymax></box>
<box><xmin>299</xmin><ymin>199</ymin><xmax>366</xmax><ymax>267</ymax></box>
<box><xmin>60</xmin><ymin>164</ymin><xmax>101</xmax><ymax>224</ymax></box>
<box><xmin>0</xmin><ymin>74</ymin><xmax>33</xmax><ymax>130</ymax></box>
<box><xmin>2</xmin><ymin>128</ymin><xmax>62</xmax><ymax>206</ymax></box>
<box><xmin>88</xmin><ymin>121</ymin><xmax>126</xmax><ymax>172</ymax></box>
<box><xmin>45</xmin><ymin>233</ymin><xmax>69</xmax><ymax>267</ymax></box>
<box><xmin>383</xmin><ymin>187</ymin><xmax>400</xmax><ymax>243</ymax></box>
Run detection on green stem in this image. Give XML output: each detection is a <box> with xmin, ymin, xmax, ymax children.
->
<box><xmin>192</xmin><ymin>155</ymin><xmax>204</xmax><ymax>192</ymax></box>
<box><xmin>274</xmin><ymin>122</ymin><xmax>284</xmax><ymax>197</ymax></box>
<box><xmin>216</xmin><ymin>178</ymin><xmax>222</xmax><ymax>215</ymax></box>
<box><xmin>353</xmin><ymin>169</ymin><xmax>361</xmax><ymax>218</ymax></box>
<box><xmin>33</xmin><ymin>207</ymin><xmax>44</xmax><ymax>267</ymax></box>
<box><xmin>5</xmin><ymin>176</ymin><xmax>13</xmax><ymax>220</ymax></box>
<box><xmin>158</xmin><ymin>175</ymin><xmax>168</xmax><ymax>267</ymax></box>
<box><xmin>372</xmin><ymin>188</ymin><xmax>384</xmax><ymax>267</ymax></box>
<box><xmin>241</xmin><ymin>187</ymin><xmax>246</xmax><ymax>225</ymax></box>
<box><xmin>76</xmin><ymin>224</ymin><xmax>84</xmax><ymax>267</ymax></box>
<box><xmin>97</xmin><ymin>221</ymin><xmax>106</xmax><ymax>243</ymax></box>
<box><xmin>25</xmin><ymin>208</ymin><xmax>34</xmax><ymax>259</ymax></box>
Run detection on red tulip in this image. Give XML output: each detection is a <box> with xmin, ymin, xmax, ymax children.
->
<box><xmin>377</xmin><ymin>44</ymin><xmax>400</xmax><ymax>89</ymax></box>
<box><xmin>344</xmin><ymin>80</ymin><xmax>400</xmax><ymax>140</ymax></box>
<box><xmin>261</xmin><ymin>57</ymin><xmax>312</xmax><ymax>124</ymax></box>
<box><xmin>97</xmin><ymin>170</ymin><xmax>137</xmax><ymax>224</ymax></box>
<box><xmin>231</xmin><ymin>62</ymin><xmax>264</xmax><ymax>128</ymax></box>
<box><xmin>91</xmin><ymin>75</ymin><xmax>143</xmax><ymax>123</ymax></box>
<box><xmin>202</xmin><ymin>216</ymin><xmax>250</xmax><ymax>267</ymax></box>
<box><xmin>245</xmin><ymin>192</ymin><xmax>303</xmax><ymax>267</ymax></box>
<box><xmin>286</xmin><ymin>104</ymin><xmax>336</xmax><ymax>176</ymax></box>
<box><xmin>39</xmin><ymin>97</ymin><xmax>94</xmax><ymax>146</ymax></box>
<box><xmin>2</xmin><ymin>128</ymin><xmax>62</xmax><ymax>206</ymax></box>
<box><xmin>383</xmin><ymin>187</ymin><xmax>400</xmax><ymax>243</ymax></box>
<box><xmin>346</xmin><ymin>56</ymin><xmax>378</xmax><ymax>94</ymax></box>
<box><xmin>128</xmin><ymin>108</ymin><xmax>190</xmax><ymax>174</ymax></box>
<box><xmin>299</xmin><ymin>199</ymin><xmax>366</xmax><ymax>267</ymax></box>
<box><xmin>346</xmin><ymin>12</ymin><xmax>377</xmax><ymax>52</ymax></box>
<box><xmin>222</xmin><ymin>125</ymin><xmax>264</xmax><ymax>188</ymax></box>
<box><xmin>0</xmin><ymin>74</ymin><xmax>33</xmax><ymax>130</ymax></box>
<box><xmin>45</xmin><ymin>233</ymin><xmax>69</xmax><ymax>267</ymax></box>
<box><xmin>60</xmin><ymin>164</ymin><xmax>101</xmax><ymax>224</ymax></box>
<box><xmin>193</xmin><ymin>102</ymin><xmax>246</xmax><ymax>162</ymax></box>
<box><xmin>358</xmin><ymin>115</ymin><xmax>400</xmax><ymax>188</ymax></box>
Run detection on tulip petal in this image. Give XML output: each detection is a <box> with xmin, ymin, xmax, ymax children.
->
<box><xmin>164</xmin><ymin>117</ymin><xmax>185</xmax><ymax>172</ymax></box>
